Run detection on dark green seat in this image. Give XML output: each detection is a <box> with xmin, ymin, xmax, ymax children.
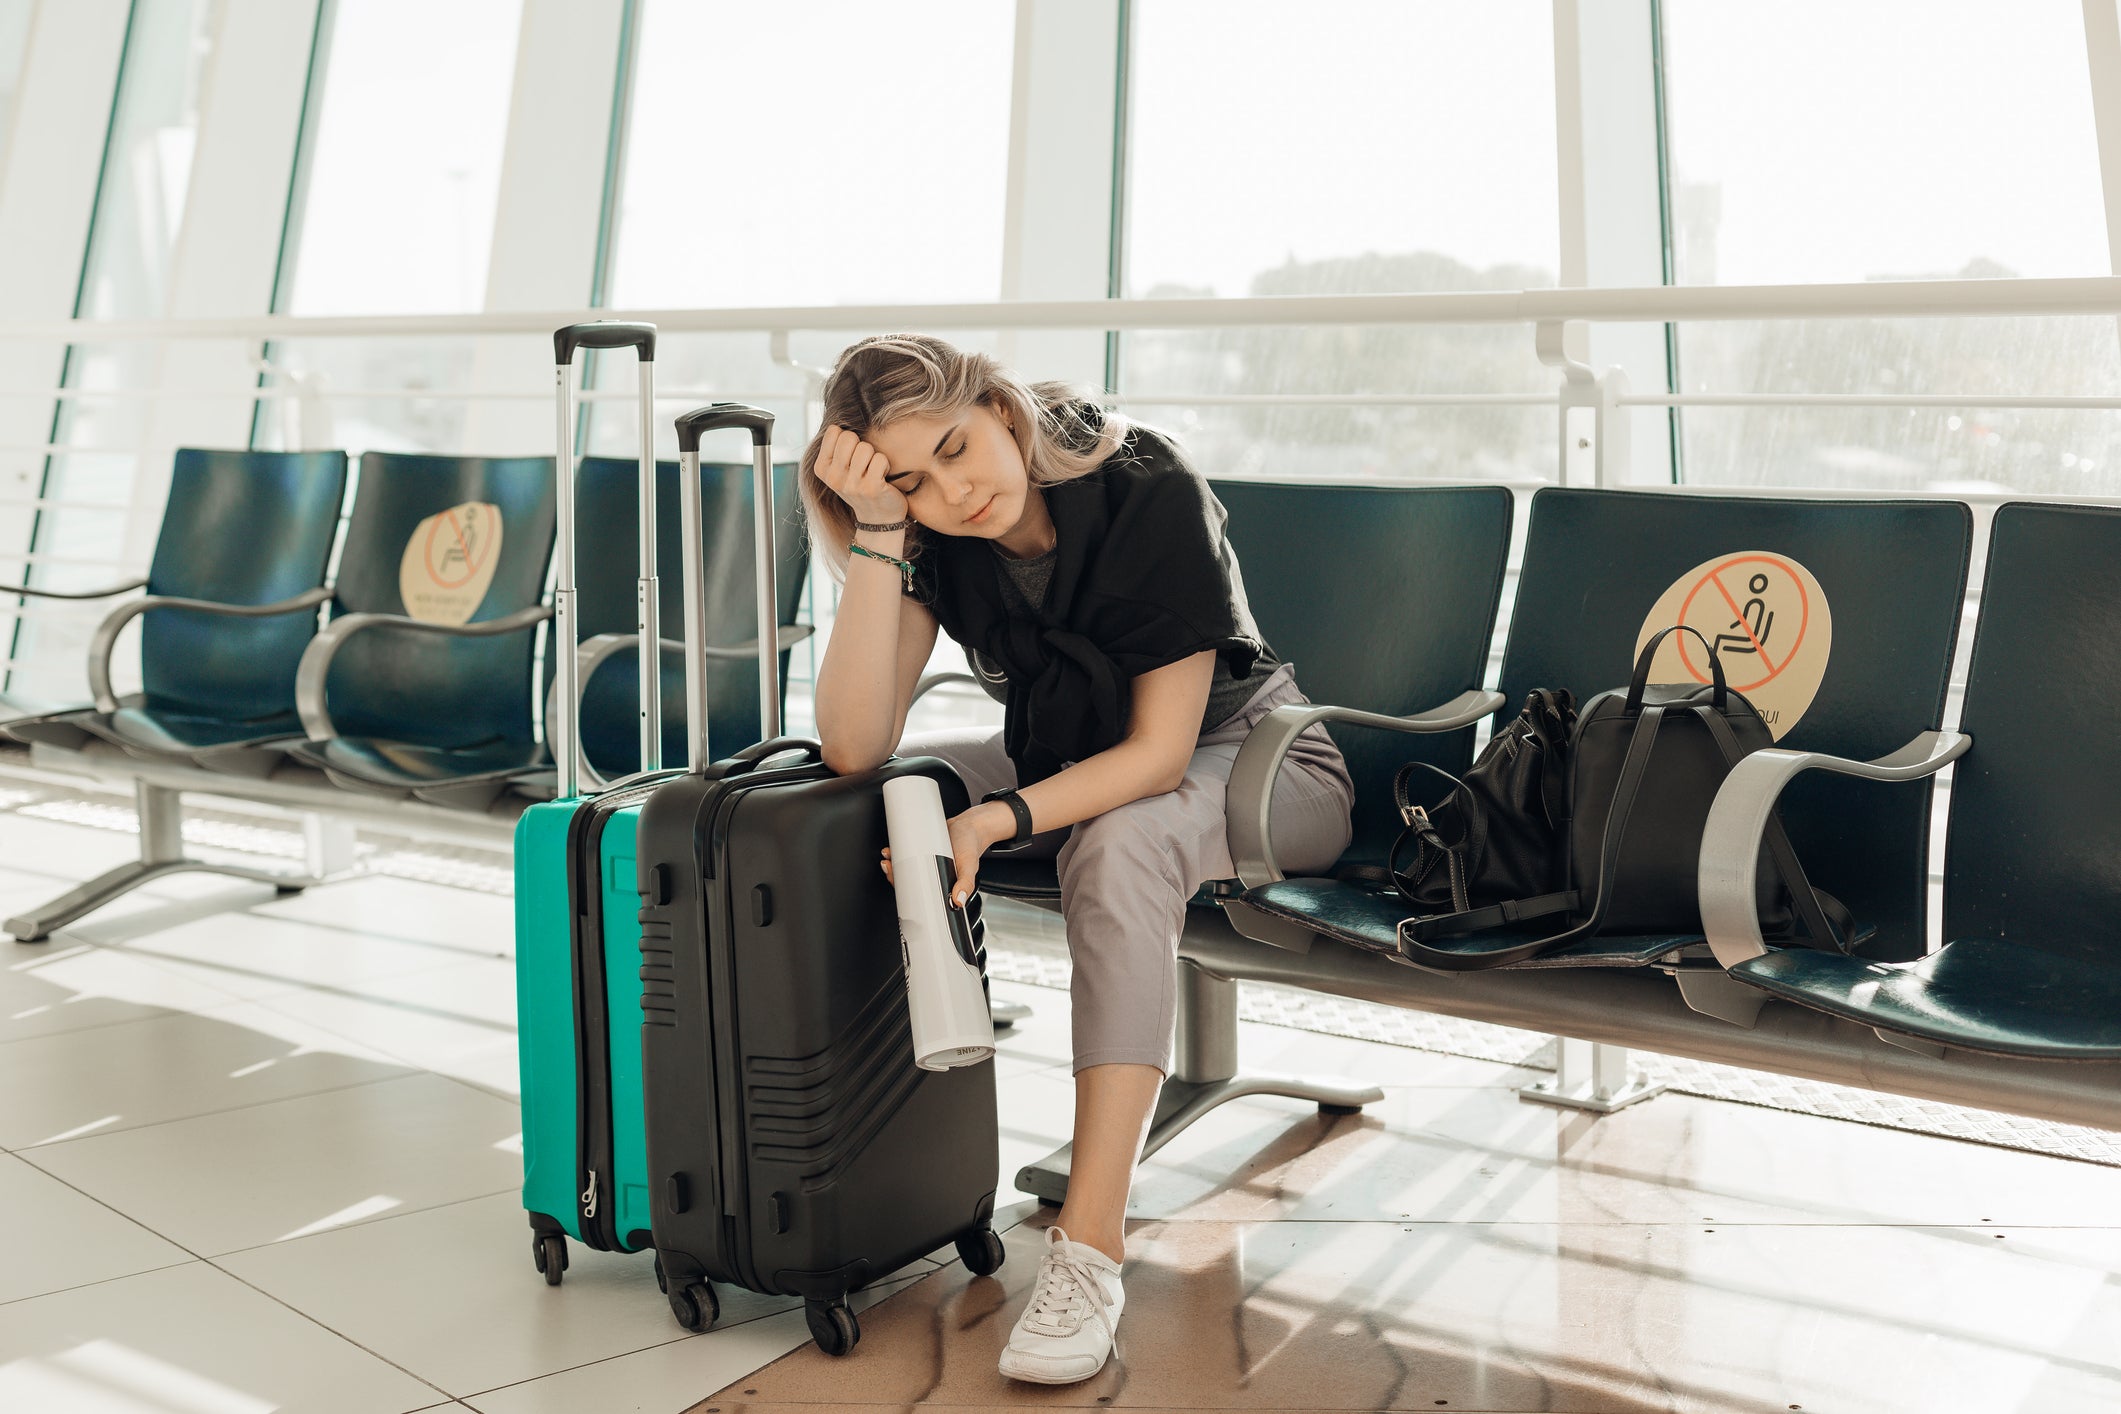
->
<box><xmin>283</xmin><ymin>452</ymin><xmax>557</xmax><ymax>809</ymax></box>
<box><xmin>1239</xmin><ymin>488</ymin><xmax>1970</xmax><ymax>970</ymax></box>
<box><xmin>1718</xmin><ymin>503</ymin><xmax>2121</xmax><ymax>1059</ymax></box>
<box><xmin>977</xmin><ymin>478</ymin><xmax>1514</xmax><ymax>907</ymax></box>
<box><xmin>557</xmin><ymin>456</ymin><xmax>807</xmax><ymax>788</ymax></box>
<box><xmin>5</xmin><ymin>448</ymin><xmax>350</xmax><ymax>772</ymax></box>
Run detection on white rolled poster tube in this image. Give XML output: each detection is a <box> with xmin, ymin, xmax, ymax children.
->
<box><xmin>882</xmin><ymin>774</ymin><xmax>995</xmax><ymax>1071</ymax></box>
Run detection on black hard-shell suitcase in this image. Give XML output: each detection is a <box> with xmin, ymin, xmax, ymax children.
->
<box><xmin>638</xmin><ymin>404</ymin><xmax>1005</xmax><ymax>1356</ymax></box>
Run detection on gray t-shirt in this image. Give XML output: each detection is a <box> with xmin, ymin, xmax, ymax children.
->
<box><xmin>971</xmin><ymin>544</ymin><xmax>1281</xmax><ymax>734</ymax></box>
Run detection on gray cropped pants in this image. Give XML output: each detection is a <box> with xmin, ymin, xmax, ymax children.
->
<box><xmin>899</xmin><ymin>662</ymin><xmax>1355</xmax><ymax>1077</ymax></box>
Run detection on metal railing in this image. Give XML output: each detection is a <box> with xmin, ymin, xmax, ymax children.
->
<box><xmin>4</xmin><ymin>272</ymin><xmax>2119</xmax><ymax>703</ymax></box>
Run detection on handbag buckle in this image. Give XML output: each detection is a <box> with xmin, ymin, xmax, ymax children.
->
<box><xmin>1401</xmin><ymin>803</ymin><xmax>1429</xmax><ymax>828</ymax></box>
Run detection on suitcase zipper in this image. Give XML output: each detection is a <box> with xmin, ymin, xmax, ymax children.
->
<box><xmin>569</xmin><ymin>782</ymin><xmax>661</xmax><ymax>1252</ymax></box>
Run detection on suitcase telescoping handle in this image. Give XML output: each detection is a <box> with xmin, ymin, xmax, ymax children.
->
<box><xmin>674</xmin><ymin>403</ymin><xmax>780</xmax><ymax>774</ymax></box>
<box><xmin>553</xmin><ymin>320</ymin><xmax>659</xmax><ymax>801</ymax></box>
<box><xmin>701</xmin><ymin>735</ymin><xmax>823</xmax><ymax>782</ymax></box>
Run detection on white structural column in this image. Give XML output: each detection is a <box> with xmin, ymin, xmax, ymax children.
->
<box><xmin>2079</xmin><ymin>0</ymin><xmax>2121</xmax><ymax>299</ymax></box>
<box><xmin>463</xmin><ymin>0</ymin><xmax>629</xmax><ymax>455</ymax></box>
<box><xmin>119</xmin><ymin>0</ymin><xmax>325</xmax><ymax>569</ymax></box>
<box><xmin>0</xmin><ymin>0</ymin><xmax>131</xmax><ymax>574</ymax></box>
<box><xmin>1552</xmin><ymin>0</ymin><xmax>1675</xmax><ymax>485</ymax></box>
<box><xmin>998</xmin><ymin>0</ymin><xmax>1123</xmax><ymax>386</ymax></box>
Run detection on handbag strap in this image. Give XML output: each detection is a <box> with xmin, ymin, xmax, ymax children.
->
<box><xmin>1395</xmin><ymin>889</ymin><xmax>1578</xmax><ymax>941</ymax></box>
<box><xmin>1694</xmin><ymin>707</ymin><xmax>1855</xmax><ymax>953</ymax></box>
<box><xmin>1388</xmin><ymin>760</ymin><xmax>1486</xmax><ymax>910</ymax></box>
<box><xmin>1396</xmin><ymin>704</ymin><xmax>1668</xmax><ymax>971</ymax></box>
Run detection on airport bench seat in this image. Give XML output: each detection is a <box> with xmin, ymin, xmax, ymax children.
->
<box><xmin>283</xmin><ymin>450</ymin><xmax>558</xmax><ymax>810</ymax></box>
<box><xmin>5</xmin><ymin>448</ymin><xmax>350</xmax><ymax>775</ymax></box>
<box><xmin>1227</xmin><ymin>488</ymin><xmax>1972</xmax><ymax>982</ymax></box>
<box><xmin>1698</xmin><ymin>502</ymin><xmax>2121</xmax><ymax>1063</ymax></box>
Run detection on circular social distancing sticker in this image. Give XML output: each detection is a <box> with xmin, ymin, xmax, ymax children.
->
<box><xmin>399</xmin><ymin>502</ymin><xmax>504</xmax><ymax>625</ymax></box>
<box><xmin>1633</xmin><ymin>552</ymin><xmax>1832</xmax><ymax>741</ymax></box>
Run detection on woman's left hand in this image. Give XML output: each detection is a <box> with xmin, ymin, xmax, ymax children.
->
<box><xmin>878</xmin><ymin>803</ymin><xmax>1015</xmax><ymax>909</ymax></box>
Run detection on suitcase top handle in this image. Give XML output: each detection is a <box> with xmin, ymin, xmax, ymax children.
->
<box><xmin>554</xmin><ymin>320</ymin><xmax>656</xmax><ymax>366</ymax></box>
<box><xmin>674</xmin><ymin>401</ymin><xmax>782</xmax><ymax>772</ymax></box>
<box><xmin>676</xmin><ymin>403</ymin><xmax>775</xmax><ymax>452</ymax></box>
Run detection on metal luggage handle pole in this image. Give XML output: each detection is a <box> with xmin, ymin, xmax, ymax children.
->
<box><xmin>552</xmin><ymin>320</ymin><xmax>658</xmax><ymax>800</ymax></box>
<box><xmin>674</xmin><ymin>403</ymin><xmax>779</xmax><ymax>774</ymax></box>
<box><xmin>636</xmin><ymin>356</ymin><xmax>660</xmax><ymax>773</ymax></box>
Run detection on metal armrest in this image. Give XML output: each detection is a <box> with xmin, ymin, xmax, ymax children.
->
<box><xmin>89</xmin><ymin>586</ymin><xmax>332</xmax><ymax>714</ymax></box>
<box><xmin>1699</xmin><ymin>729</ymin><xmax>1970</xmax><ymax>970</ymax></box>
<box><xmin>699</xmin><ymin>622</ymin><xmax>812</xmax><ymax>660</ymax></box>
<box><xmin>1</xmin><ymin>575</ymin><xmax>147</xmax><ymax>601</ymax></box>
<box><xmin>295</xmin><ymin>603</ymin><xmax>553</xmax><ymax>744</ymax></box>
<box><xmin>913</xmin><ymin>670</ymin><xmax>977</xmax><ymax>702</ymax></box>
<box><xmin>560</xmin><ymin>625</ymin><xmax>814</xmax><ymax>703</ymax></box>
<box><xmin>1226</xmin><ymin>688</ymin><xmax>1505</xmax><ymax>889</ymax></box>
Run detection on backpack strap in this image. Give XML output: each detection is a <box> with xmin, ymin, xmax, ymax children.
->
<box><xmin>1395</xmin><ymin>704</ymin><xmax>1668</xmax><ymax>971</ymax></box>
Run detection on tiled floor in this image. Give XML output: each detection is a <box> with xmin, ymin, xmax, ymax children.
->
<box><xmin>0</xmin><ymin>813</ymin><xmax>2115</xmax><ymax>1413</ymax></box>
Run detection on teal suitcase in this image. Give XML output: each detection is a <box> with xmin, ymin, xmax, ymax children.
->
<box><xmin>519</xmin><ymin>783</ymin><xmax>662</xmax><ymax>1277</ymax></box>
<box><xmin>518</xmin><ymin>321</ymin><xmax>667</xmax><ymax>1282</ymax></box>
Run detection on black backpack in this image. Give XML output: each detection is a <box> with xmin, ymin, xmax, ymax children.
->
<box><xmin>1385</xmin><ymin>626</ymin><xmax>1851</xmax><ymax>971</ymax></box>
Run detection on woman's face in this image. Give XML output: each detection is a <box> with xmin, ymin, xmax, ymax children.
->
<box><xmin>864</xmin><ymin>400</ymin><xmax>1029</xmax><ymax>541</ymax></box>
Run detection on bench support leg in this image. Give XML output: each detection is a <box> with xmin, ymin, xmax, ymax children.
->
<box><xmin>301</xmin><ymin>812</ymin><xmax>359</xmax><ymax>881</ymax></box>
<box><xmin>1519</xmin><ymin>1037</ymin><xmax>1666</xmax><ymax>1114</ymax></box>
<box><xmin>4</xmin><ymin>783</ymin><xmax>351</xmax><ymax>943</ymax></box>
<box><xmin>1012</xmin><ymin>960</ymin><xmax>1387</xmax><ymax>1206</ymax></box>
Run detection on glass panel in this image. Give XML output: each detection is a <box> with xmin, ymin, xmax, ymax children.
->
<box><xmin>10</xmin><ymin>0</ymin><xmax>217</xmax><ymax>703</ymax></box>
<box><xmin>282</xmin><ymin>0</ymin><xmax>522</xmax><ymax>317</ymax></box>
<box><xmin>608</xmin><ymin>1</ymin><xmax>1016</xmax><ymax>730</ymax></box>
<box><xmin>263</xmin><ymin>0</ymin><xmax>523</xmax><ymax>460</ymax></box>
<box><xmin>1120</xmin><ymin>0</ymin><xmax>1560</xmax><ymax>483</ymax></box>
<box><xmin>1662</xmin><ymin>0</ymin><xmax>2118</xmax><ymax>491</ymax></box>
<box><xmin>609</xmin><ymin>0</ymin><xmax>1014</xmax><ymax>312</ymax></box>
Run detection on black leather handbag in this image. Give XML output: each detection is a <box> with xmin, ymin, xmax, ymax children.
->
<box><xmin>1380</xmin><ymin>688</ymin><xmax>1577</xmax><ymax>931</ymax></box>
<box><xmin>1392</xmin><ymin>626</ymin><xmax>1852</xmax><ymax>971</ymax></box>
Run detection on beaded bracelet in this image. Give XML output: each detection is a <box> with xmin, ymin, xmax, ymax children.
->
<box><xmin>848</xmin><ymin>541</ymin><xmax>916</xmax><ymax>593</ymax></box>
<box><xmin>853</xmin><ymin>515</ymin><xmax>913</xmax><ymax>532</ymax></box>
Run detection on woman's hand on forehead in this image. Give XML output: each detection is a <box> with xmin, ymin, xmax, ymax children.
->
<box><xmin>818</xmin><ymin>424</ymin><xmax>907</xmax><ymax>523</ymax></box>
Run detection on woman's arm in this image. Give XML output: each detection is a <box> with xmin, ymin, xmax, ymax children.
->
<box><xmin>811</xmin><ymin>427</ymin><xmax>940</xmax><ymax>775</ymax></box>
<box><xmin>814</xmin><ymin>547</ymin><xmax>938</xmax><ymax>775</ymax></box>
<box><xmin>928</xmin><ymin>649</ymin><xmax>1215</xmax><ymax>904</ymax></box>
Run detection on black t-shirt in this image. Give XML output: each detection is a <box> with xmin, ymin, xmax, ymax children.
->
<box><xmin>969</xmin><ymin>541</ymin><xmax>1282</xmax><ymax>733</ymax></box>
<box><xmin>913</xmin><ymin>412</ymin><xmax>1278</xmax><ymax>783</ymax></box>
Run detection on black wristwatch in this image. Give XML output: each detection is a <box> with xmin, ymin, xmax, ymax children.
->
<box><xmin>982</xmin><ymin>788</ymin><xmax>1034</xmax><ymax>847</ymax></box>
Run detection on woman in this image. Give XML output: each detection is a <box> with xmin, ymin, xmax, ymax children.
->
<box><xmin>803</xmin><ymin>334</ymin><xmax>1353</xmax><ymax>1384</ymax></box>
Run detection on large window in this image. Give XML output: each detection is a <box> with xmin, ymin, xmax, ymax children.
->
<box><xmin>1120</xmin><ymin>0</ymin><xmax>1560</xmax><ymax>482</ymax></box>
<box><xmin>1662</xmin><ymin>0</ymin><xmax>2120</xmax><ymax>493</ymax></box>
<box><xmin>600</xmin><ymin>0</ymin><xmax>1018</xmax><ymax>730</ymax></box>
<box><xmin>11</xmin><ymin>0</ymin><xmax>217</xmax><ymax>705</ymax></box>
<box><xmin>262</xmin><ymin>0</ymin><xmax>524</xmax><ymax>457</ymax></box>
<box><xmin>597</xmin><ymin>0</ymin><xmax>1017</xmax><ymax>462</ymax></box>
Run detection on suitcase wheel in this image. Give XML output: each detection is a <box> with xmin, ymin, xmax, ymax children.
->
<box><xmin>669</xmin><ymin>1280</ymin><xmax>718</xmax><ymax>1333</ymax></box>
<box><xmin>805</xmin><ymin>1299</ymin><xmax>859</xmax><ymax>1357</ymax></box>
<box><xmin>955</xmin><ymin>1226</ymin><xmax>1006</xmax><ymax>1277</ymax></box>
<box><xmin>532</xmin><ymin>1233</ymin><xmax>568</xmax><ymax>1287</ymax></box>
<box><xmin>653</xmin><ymin>1254</ymin><xmax>667</xmax><ymax>1294</ymax></box>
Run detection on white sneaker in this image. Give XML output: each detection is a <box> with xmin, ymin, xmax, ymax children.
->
<box><xmin>996</xmin><ymin>1226</ymin><xmax>1126</xmax><ymax>1384</ymax></box>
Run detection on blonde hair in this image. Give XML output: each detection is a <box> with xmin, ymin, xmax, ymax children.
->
<box><xmin>798</xmin><ymin>333</ymin><xmax>1124</xmax><ymax>580</ymax></box>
